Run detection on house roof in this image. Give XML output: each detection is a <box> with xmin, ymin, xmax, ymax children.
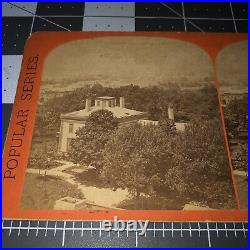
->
<box><xmin>61</xmin><ymin>106</ymin><xmax>147</xmax><ymax>121</ymax></box>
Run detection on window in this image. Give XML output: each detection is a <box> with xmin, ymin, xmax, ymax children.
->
<box><xmin>69</xmin><ymin>123</ymin><xmax>74</xmax><ymax>133</ymax></box>
<box><xmin>97</xmin><ymin>100</ymin><xmax>100</xmax><ymax>106</ymax></box>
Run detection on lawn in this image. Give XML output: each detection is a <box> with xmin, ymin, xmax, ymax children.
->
<box><xmin>30</xmin><ymin>135</ymin><xmax>57</xmax><ymax>155</ymax></box>
<box><xmin>20</xmin><ymin>173</ymin><xmax>84</xmax><ymax>209</ymax></box>
<box><xmin>27</xmin><ymin>136</ymin><xmax>64</xmax><ymax>169</ymax></box>
<box><xmin>64</xmin><ymin>168</ymin><xmax>111</xmax><ymax>189</ymax></box>
<box><xmin>28</xmin><ymin>158</ymin><xmax>63</xmax><ymax>169</ymax></box>
<box><xmin>116</xmin><ymin>193</ymin><xmax>188</xmax><ymax>210</ymax></box>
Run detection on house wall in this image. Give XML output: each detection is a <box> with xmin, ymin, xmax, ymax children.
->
<box><xmin>58</xmin><ymin>119</ymin><xmax>85</xmax><ymax>152</ymax></box>
<box><xmin>59</xmin><ymin>113</ymin><xmax>148</xmax><ymax>153</ymax></box>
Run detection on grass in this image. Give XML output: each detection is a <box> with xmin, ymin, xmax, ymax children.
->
<box><xmin>27</xmin><ymin>136</ymin><xmax>64</xmax><ymax>169</ymax></box>
<box><xmin>64</xmin><ymin>168</ymin><xmax>190</xmax><ymax>210</ymax></box>
<box><xmin>20</xmin><ymin>173</ymin><xmax>84</xmax><ymax>209</ymax></box>
<box><xmin>28</xmin><ymin>159</ymin><xmax>63</xmax><ymax>169</ymax></box>
<box><xmin>116</xmin><ymin>193</ymin><xmax>188</xmax><ymax>210</ymax></box>
<box><xmin>64</xmin><ymin>168</ymin><xmax>111</xmax><ymax>189</ymax></box>
<box><xmin>30</xmin><ymin>136</ymin><xmax>57</xmax><ymax>155</ymax></box>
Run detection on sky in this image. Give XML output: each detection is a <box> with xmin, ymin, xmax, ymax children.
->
<box><xmin>216</xmin><ymin>41</ymin><xmax>248</xmax><ymax>92</ymax></box>
<box><xmin>42</xmin><ymin>36</ymin><xmax>213</xmax><ymax>91</ymax></box>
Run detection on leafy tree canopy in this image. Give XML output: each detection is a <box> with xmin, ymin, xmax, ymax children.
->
<box><xmin>69</xmin><ymin>110</ymin><xmax>118</xmax><ymax>170</ymax></box>
<box><xmin>86</xmin><ymin>109</ymin><xmax>118</xmax><ymax>131</ymax></box>
<box><xmin>101</xmin><ymin>123</ymin><xmax>174</xmax><ymax>198</ymax></box>
<box><xmin>38</xmin><ymin>83</ymin><xmax>219</xmax><ymax>132</ymax></box>
<box><xmin>165</xmin><ymin>118</ymin><xmax>235</xmax><ymax>207</ymax></box>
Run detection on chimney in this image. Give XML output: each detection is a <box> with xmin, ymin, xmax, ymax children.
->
<box><xmin>85</xmin><ymin>98</ymin><xmax>91</xmax><ymax>112</ymax></box>
<box><xmin>120</xmin><ymin>97</ymin><xmax>125</xmax><ymax>108</ymax></box>
<box><xmin>168</xmin><ymin>105</ymin><xmax>174</xmax><ymax>121</ymax></box>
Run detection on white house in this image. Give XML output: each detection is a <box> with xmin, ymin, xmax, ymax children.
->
<box><xmin>58</xmin><ymin>96</ymin><xmax>187</xmax><ymax>153</ymax></box>
<box><xmin>58</xmin><ymin>96</ymin><xmax>147</xmax><ymax>152</ymax></box>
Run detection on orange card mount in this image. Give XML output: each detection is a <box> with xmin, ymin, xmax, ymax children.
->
<box><xmin>2</xmin><ymin>32</ymin><xmax>248</xmax><ymax>222</ymax></box>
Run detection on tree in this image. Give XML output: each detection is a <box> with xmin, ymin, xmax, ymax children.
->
<box><xmin>85</xmin><ymin>109</ymin><xmax>118</xmax><ymax>131</ymax></box>
<box><xmin>232</xmin><ymin>143</ymin><xmax>248</xmax><ymax>172</ymax></box>
<box><xmin>158</xmin><ymin>115</ymin><xmax>176</xmax><ymax>135</ymax></box>
<box><xmin>69</xmin><ymin>110</ymin><xmax>118</xmax><ymax>170</ymax></box>
<box><xmin>224</xmin><ymin>96</ymin><xmax>248</xmax><ymax>139</ymax></box>
<box><xmin>164</xmin><ymin>118</ymin><xmax>235</xmax><ymax>208</ymax></box>
<box><xmin>37</xmin><ymin>85</ymin><xmax>92</xmax><ymax>131</ymax></box>
<box><xmin>177</xmin><ymin>85</ymin><xmax>219</xmax><ymax>121</ymax></box>
<box><xmin>101</xmin><ymin>124</ymin><xmax>173</xmax><ymax>205</ymax></box>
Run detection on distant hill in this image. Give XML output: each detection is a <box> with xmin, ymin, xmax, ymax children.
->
<box><xmin>41</xmin><ymin>77</ymin><xmax>215</xmax><ymax>93</ymax></box>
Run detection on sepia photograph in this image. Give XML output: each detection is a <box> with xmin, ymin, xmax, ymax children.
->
<box><xmin>216</xmin><ymin>41</ymin><xmax>248</xmax><ymax>209</ymax></box>
<box><xmin>20</xmin><ymin>36</ymin><xmax>237</xmax><ymax>211</ymax></box>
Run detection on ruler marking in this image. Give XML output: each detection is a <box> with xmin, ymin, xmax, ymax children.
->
<box><xmin>224</xmin><ymin>223</ymin><xmax>228</xmax><ymax>238</ymax></box>
<box><xmin>2</xmin><ymin>220</ymin><xmax>248</xmax><ymax>247</ymax></box>
<box><xmin>36</xmin><ymin>221</ymin><xmax>39</xmax><ymax>237</ymax></box>
<box><xmin>2</xmin><ymin>225</ymin><xmax>248</xmax><ymax>232</ymax></box>
<box><xmin>45</xmin><ymin>221</ymin><xmax>48</xmax><ymax>237</ymax></box>
<box><xmin>8</xmin><ymin>220</ymin><xmax>13</xmax><ymax>236</ymax></box>
<box><xmin>99</xmin><ymin>222</ymin><xmax>102</xmax><ymax>237</ymax></box>
<box><xmin>117</xmin><ymin>222</ymin><xmax>120</xmax><ymax>238</ymax></box>
<box><xmin>81</xmin><ymin>222</ymin><xmax>83</xmax><ymax>237</ymax></box>
<box><xmin>54</xmin><ymin>221</ymin><xmax>57</xmax><ymax>236</ymax></box>
<box><xmin>242</xmin><ymin>223</ymin><xmax>246</xmax><ymax>238</ymax></box>
<box><xmin>207</xmin><ymin>223</ymin><xmax>211</xmax><ymax>248</ymax></box>
<box><xmin>189</xmin><ymin>222</ymin><xmax>192</xmax><ymax>237</ymax></box>
<box><xmin>72</xmin><ymin>221</ymin><xmax>75</xmax><ymax>236</ymax></box>
<box><xmin>27</xmin><ymin>221</ymin><xmax>30</xmax><ymax>236</ymax></box>
<box><xmin>198</xmin><ymin>222</ymin><xmax>201</xmax><ymax>237</ymax></box>
<box><xmin>135</xmin><ymin>230</ymin><xmax>138</xmax><ymax>247</ymax></box>
<box><xmin>62</xmin><ymin>221</ymin><xmax>66</xmax><ymax>247</ymax></box>
<box><xmin>2</xmin><ymin>226</ymin><xmax>247</xmax><ymax>232</ymax></box>
<box><xmin>215</xmin><ymin>222</ymin><xmax>219</xmax><ymax>238</ymax></box>
<box><xmin>18</xmin><ymin>221</ymin><xmax>21</xmax><ymax>237</ymax></box>
<box><xmin>233</xmin><ymin>222</ymin><xmax>237</xmax><ymax>238</ymax></box>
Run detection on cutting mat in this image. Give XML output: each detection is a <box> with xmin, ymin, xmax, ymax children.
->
<box><xmin>2</xmin><ymin>2</ymin><xmax>248</xmax><ymax>248</ymax></box>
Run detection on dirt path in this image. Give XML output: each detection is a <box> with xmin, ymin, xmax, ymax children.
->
<box><xmin>26</xmin><ymin>161</ymin><xmax>129</xmax><ymax>208</ymax></box>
